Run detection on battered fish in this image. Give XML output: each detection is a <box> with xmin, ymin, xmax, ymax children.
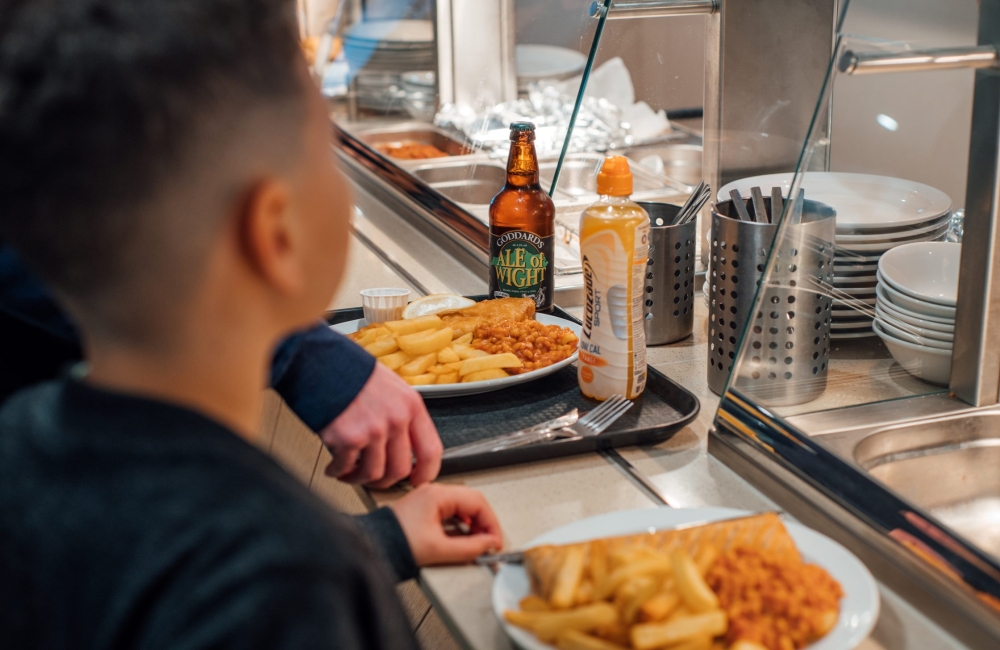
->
<box><xmin>441</xmin><ymin>297</ymin><xmax>535</xmax><ymax>336</ymax></box>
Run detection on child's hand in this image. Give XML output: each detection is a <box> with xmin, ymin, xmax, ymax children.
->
<box><xmin>391</xmin><ymin>483</ymin><xmax>503</xmax><ymax>567</ymax></box>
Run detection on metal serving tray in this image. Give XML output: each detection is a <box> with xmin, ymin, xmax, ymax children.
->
<box><xmin>326</xmin><ymin>301</ymin><xmax>700</xmax><ymax>475</ymax></box>
<box><xmin>350</xmin><ymin>122</ymin><xmax>477</xmax><ymax>161</ymax></box>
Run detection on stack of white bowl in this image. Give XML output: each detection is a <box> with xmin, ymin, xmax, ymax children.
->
<box><xmin>719</xmin><ymin>173</ymin><xmax>953</xmax><ymax>340</ymax></box>
<box><xmin>873</xmin><ymin>242</ymin><xmax>960</xmax><ymax>385</ymax></box>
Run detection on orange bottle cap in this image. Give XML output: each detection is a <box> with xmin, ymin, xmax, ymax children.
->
<box><xmin>596</xmin><ymin>155</ymin><xmax>633</xmax><ymax>196</ymax></box>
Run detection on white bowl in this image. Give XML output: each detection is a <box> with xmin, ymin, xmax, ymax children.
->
<box><xmin>875</xmin><ymin>307</ymin><xmax>954</xmax><ymax>342</ymax></box>
<box><xmin>878</xmin><ymin>242</ymin><xmax>960</xmax><ymax>306</ymax></box>
<box><xmin>873</xmin><ymin>321</ymin><xmax>952</xmax><ymax>385</ymax></box>
<box><xmin>874</xmin><ymin>284</ymin><xmax>954</xmax><ymax>325</ymax></box>
<box><xmin>874</xmin><ymin>316</ymin><xmax>952</xmax><ymax>349</ymax></box>
<box><xmin>875</xmin><ymin>296</ymin><xmax>954</xmax><ymax>332</ymax></box>
<box><xmin>876</xmin><ymin>278</ymin><xmax>957</xmax><ymax>319</ymax></box>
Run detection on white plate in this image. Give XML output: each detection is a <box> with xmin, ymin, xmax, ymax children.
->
<box><xmin>834</xmin><ymin>296</ymin><xmax>876</xmax><ymax>307</ymax></box>
<box><xmin>832</xmin><ymin>330</ymin><xmax>878</xmax><ymax>340</ymax></box>
<box><xmin>332</xmin><ymin>313</ymin><xmax>581</xmax><ymax>399</ymax></box>
<box><xmin>493</xmin><ymin>507</ymin><xmax>879</xmax><ymax>650</ymax></box>
<box><xmin>832</xmin><ymin>319</ymin><xmax>874</xmax><ymax>330</ymax></box>
<box><xmin>873</xmin><ymin>321</ymin><xmax>952</xmax><ymax>385</ymax></box>
<box><xmin>833</xmin><ymin>285</ymin><xmax>877</xmax><ymax>297</ymax></box>
<box><xmin>876</xmin><ymin>278</ymin><xmax>957</xmax><ymax>319</ymax></box>
<box><xmin>836</xmin><ymin>252</ymin><xmax>884</xmax><ymax>263</ymax></box>
<box><xmin>833</xmin><ymin>276</ymin><xmax>877</xmax><ymax>285</ymax></box>
<box><xmin>719</xmin><ymin>172</ymin><xmax>952</xmax><ymax>230</ymax></box>
<box><xmin>834</xmin><ymin>213</ymin><xmax>951</xmax><ymax>243</ymax></box>
<box><xmin>878</xmin><ymin>242</ymin><xmax>960</xmax><ymax>306</ymax></box>
<box><xmin>834</xmin><ymin>222</ymin><xmax>949</xmax><ymax>252</ymax></box>
<box><xmin>516</xmin><ymin>45</ymin><xmax>587</xmax><ymax>82</ymax></box>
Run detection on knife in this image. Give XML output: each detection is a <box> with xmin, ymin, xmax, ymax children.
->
<box><xmin>443</xmin><ymin>410</ymin><xmax>580</xmax><ymax>459</ymax></box>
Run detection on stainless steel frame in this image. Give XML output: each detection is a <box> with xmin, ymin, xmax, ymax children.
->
<box><xmin>435</xmin><ymin>0</ymin><xmax>516</xmax><ymax>108</ymax></box>
<box><xmin>838</xmin><ymin>45</ymin><xmax>999</xmax><ymax>75</ymax></box>
<box><xmin>591</xmin><ymin>0</ymin><xmax>716</xmax><ymax>19</ymax></box>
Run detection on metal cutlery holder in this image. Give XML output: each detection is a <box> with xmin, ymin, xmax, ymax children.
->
<box><xmin>707</xmin><ymin>197</ymin><xmax>837</xmax><ymax>405</ymax></box>
<box><xmin>638</xmin><ymin>202</ymin><xmax>697</xmax><ymax>345</ymax></box>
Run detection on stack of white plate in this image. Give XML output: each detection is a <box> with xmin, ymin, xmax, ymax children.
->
<box><xmin>344</xmin><ymin>20</ymin><xmax>434</xmax><ymax>112</ymax></box>
<box><xmin>873</xmin><ymin>242</ymin><xmax>959</xmax><ymax>385</ymax></box>
<box><xmin>720</xmin><ymin>173</ymin><xmax>953</xmax><ymax>340</ymax></box>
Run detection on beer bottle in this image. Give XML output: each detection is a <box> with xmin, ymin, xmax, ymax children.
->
<box><xmin>488</xmin><ymin>122</ymin><xmax>555</xmax><ymax>312</ymax></box>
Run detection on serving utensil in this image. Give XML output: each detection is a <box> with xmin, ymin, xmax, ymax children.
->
<box><xmin>729</xmin><ymin>189</ymin><xmax>754</xmax><ymax>222</ymax></box>
<box><xmin>672</xmin><ymin>180</ymin><xmax>711</xmax><ymax>226</ymax></box>
<box><xmin>771</xmin><ymin>187</ymin><xmax>784</xmax><ymax>223</ymax></box>
<box><xmin>750</xmin><ymin>186</ymin><xmax>769</xmax><ymax>224</ymax></box>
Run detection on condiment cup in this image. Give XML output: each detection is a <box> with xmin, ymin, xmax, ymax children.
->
<box><xmin>877</xmin><ymin>241</ymin><xmax>960</xmax><ymax>306</ymax></box>
<box><xmin>876</xmin><ymin>277</ymin><xmax>956</xmax><ymax>320</ymax></box>
<box><xmin>873</xmin><ymin>320</ymin><xmax>952</xmax><ymax>386</ymax></box>
<box><xmin>360</xmin><ymin>288</ymin><xmax>411</xmax><ymax>325</ymax></box>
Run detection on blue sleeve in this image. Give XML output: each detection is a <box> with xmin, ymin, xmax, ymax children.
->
<box><xmin>270</xmin><ymin>323</ymin><xmax>376</xmax><ymax>432</ymax></box>
<box><xmin>355</xmin><ymin>508</ymin><xmax>420</xmax><ymax>583</ymax></box>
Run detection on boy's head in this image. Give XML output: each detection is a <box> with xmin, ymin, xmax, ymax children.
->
<box><xmin>0</xmin><ymin>0</ymin><xmax>351</xmax><ymax>347</ymax></box>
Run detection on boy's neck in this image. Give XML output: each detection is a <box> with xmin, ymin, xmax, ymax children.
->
<box><xmin>83</xmin><ymin>326</ymin><xmax>271</xmax><ymax>442</ymax></box>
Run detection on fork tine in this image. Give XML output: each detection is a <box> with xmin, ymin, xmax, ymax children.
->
<box><xmin>576</xmin><ymin>395</ymin><xmax>623</xmax><ymax>425</ymax></box>
<box><xmin>587</xmin><ymin>401</ymin><xmax>633</xmax><ymax>432</ymax></box>
<box><xmin>578</xmin><ymin>399</ymin><xmax>631</xmax><ymax>434</ymax></box>
<box><xmin>594</xmin><ymin>404</ymin><xmax>633</xmax><ymax>434</ymax></box>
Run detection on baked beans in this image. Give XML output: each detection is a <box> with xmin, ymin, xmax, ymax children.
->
<box><xmin>707</xmin><ymin>547</ymin><xmax>842</xmax><ymax>650</ymax></box>
<box><xmin>471</xmin><ymin>320</ymin><xmax>578</xmax><ymax>374</ymax></box>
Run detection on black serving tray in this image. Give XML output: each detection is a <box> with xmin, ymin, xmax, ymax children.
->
<box><xmin>326</xmin><ymin>299</ymin><xmax>700</xmax><ymax>475</ymax></box>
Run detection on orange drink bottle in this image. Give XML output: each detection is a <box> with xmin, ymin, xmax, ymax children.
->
<box><xmin>577</xmin><ymin>156</ymin><xmax>650</xmax><ymax>400</ymax></box>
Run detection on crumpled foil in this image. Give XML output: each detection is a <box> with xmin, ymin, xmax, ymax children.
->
<box><xmin>434</xmin><ymin>83</ymin><xmax>631</xmax><ymax>159</ymax></box>
<box><xmin>944</xmin><ymin>208</ymin><xmax>964</xmax><ymax>243</ymax></box>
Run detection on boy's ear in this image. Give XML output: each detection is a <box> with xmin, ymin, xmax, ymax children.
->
<box><xmin>237</xmin><ymin>177</ymin><xmax>304</xmax><ymax>295</ymax></box>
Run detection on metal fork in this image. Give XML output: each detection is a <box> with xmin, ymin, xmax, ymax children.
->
<box><xmin>552</xmin><ymin>394</ymin><xmax>633</xmax><ymax>442</ymax></box>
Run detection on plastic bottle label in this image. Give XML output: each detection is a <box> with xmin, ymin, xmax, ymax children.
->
<box><xmin>489</xmin><ymin>229</ymin><xmax>554</xmax><ymax>311</ymax></box>
<box><xmin>579</xmin><ymin>221</ymin><xmax>649</xmax><ymax>399</ymax></box>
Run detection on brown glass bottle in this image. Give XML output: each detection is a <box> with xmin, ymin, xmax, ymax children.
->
<box><xmin>488</xmin><ymin>122</ymin><xmax>556</xmax><ymax>312</ymax></box>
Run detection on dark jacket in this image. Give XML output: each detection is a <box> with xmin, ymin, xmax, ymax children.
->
<box><xmin>0</xmin><ymin>379</ymin><xmax>420</xmax><ymax>650</ymax></box>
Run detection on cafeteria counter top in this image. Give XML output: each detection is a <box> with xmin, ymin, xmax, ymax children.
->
<box><xmin>304</xmin><ymin>177</ymin><xmax>971</xmax><ymax>650</ymax></box>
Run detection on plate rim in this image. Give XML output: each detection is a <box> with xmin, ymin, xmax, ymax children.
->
<box><xmin>719</xmin><ymin>172</ymin><xmax>952</xmax><ymax>230</ymax></box>
<box><xmin>331</xmin><ymin>313</ymin><xmax>581</xmax><ymax>398</ymax></box>
<box><xmin>492</xmin><ymin>507</ymin><xmax>880</xmax><ymax>650</ymax></box>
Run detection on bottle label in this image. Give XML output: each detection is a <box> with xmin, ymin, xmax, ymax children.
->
<box><xmin>489</xmin><ymin>229</ymin><xmax>554</xmax><ymax>310</ymax></box>
<box><xmin>578</xmin><ymin>221</ymin><xmax>648</xmax><ymax>399</ymax></box>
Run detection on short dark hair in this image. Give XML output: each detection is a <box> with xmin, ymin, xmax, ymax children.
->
<box><xmin>0</xmin><ymin>0</ymin><xmax>307</xmax><ymax>335</ymax></box>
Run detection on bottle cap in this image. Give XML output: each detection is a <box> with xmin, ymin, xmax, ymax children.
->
<box><xmin>596</xmin><ymin>155</ymin><xmax>633</xmax><ymax>196</ymax></box>
<box><xmin>509</xmin><ymin>122</ymin><xmax>536</xmax><ymax>141</ymax></box>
